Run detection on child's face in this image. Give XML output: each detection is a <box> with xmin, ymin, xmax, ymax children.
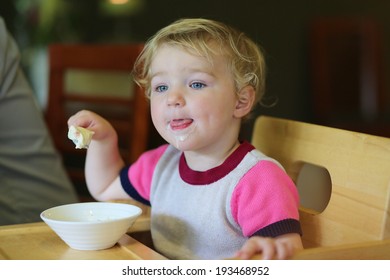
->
<box><xmin>149</xmin><ymin>44</ymin><xmax>242</xmax><ymax>153</ymax></box>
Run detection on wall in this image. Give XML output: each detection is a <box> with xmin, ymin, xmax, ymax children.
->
<box><xmin>124</xmin><ymin>0</ymin><xmax>390</xmax><ymax>124</ymax></box>
<box><xmin>2</xmin><ymin>0</ymin><xmax>390</xmax><ymax>139</ymax></box>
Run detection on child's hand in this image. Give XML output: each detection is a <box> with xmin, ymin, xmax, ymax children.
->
<box><xmin>67</xmin><ymin>110</ymin><xmax>116</xmax><ymax>141</ymax></box>
<box><xmin>68</xmin><ymin>110</ymin><xmax>125</xmax><ymax>201</ymax></box>
<box><xmin>234</xmin><ymin>233</ymin><xmax>303</xmax><ymax>260</ymax></box>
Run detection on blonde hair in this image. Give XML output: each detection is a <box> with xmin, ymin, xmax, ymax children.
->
<box><xmin>133</xmin><ymin>18</ymin><xmax>266</xmax><ymax>109</ymax></box>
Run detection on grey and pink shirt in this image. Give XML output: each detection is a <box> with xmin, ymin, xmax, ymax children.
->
<box><xmin>120</xmin><ymin>141</ymin><xmax>301</xmax><ymax>259</ymax></box>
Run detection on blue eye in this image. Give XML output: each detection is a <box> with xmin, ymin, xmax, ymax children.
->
<box><xmin>155</xmin><ymin>85</ymin><xmax>168</xmax><ymax>92</ymax></box>
<box><xmin>190</xmin><ymin>82</ymin><xmax>206</xmax><ymax>89</ymax></box>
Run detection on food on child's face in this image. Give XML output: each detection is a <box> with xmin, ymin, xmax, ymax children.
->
<box><xmin>68</xmin><ymin>126</ymin><xmax>94</xmax><ymax>149</ymax></box>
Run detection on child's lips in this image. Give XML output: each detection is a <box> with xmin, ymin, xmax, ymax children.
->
<box><xmin>167</xmin><ymin>118</ymin><xmax>196</xmax><ymax>144</ymax></box>
<box><xmin>169</xmin><ymin>119</ymin><xmax>193</xmax><ymax>130</ymax></box>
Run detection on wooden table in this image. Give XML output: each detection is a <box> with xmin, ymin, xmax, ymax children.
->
<box><xmin>245</xmin><ymin>239</ymin><xmax>390</xmax><ymax>260</ymax></box>
<box><xmin>0</xmin><ymin>222</ymin><xmax>166</xmax><ymax>260</ymax></box>
<box><xmin>3</xmin><ymin>220</ymin><xmax>389</xmax><ymax>260</ymax></box>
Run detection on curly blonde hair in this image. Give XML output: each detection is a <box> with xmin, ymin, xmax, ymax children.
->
<box><xmin>133</xmin><ymin>18</ymin><xmax>266</xmax><ymax>111</ymax></box>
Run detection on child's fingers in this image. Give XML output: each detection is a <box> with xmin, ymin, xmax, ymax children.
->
<box><xmin>236</xmin><ymin>237</ymin><xmax>276</xmax><ymax>260</ymax></box>
<box><xmin>67</xmin><ymin>110</ymin><xmax>100</xmax><ymax>130</ymax></box>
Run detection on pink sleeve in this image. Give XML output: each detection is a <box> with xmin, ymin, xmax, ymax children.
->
<box><xmin>231</xmin><ymin>160</ymin><xmax>300</xmax><ymax>237</ymax></box>
<box><xmin>127</xmin><ymin>144</ymin><xmax>169</xmax><ymax>201</ymax></box>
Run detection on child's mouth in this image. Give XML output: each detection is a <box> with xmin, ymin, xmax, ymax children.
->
<box><xmin>167</xmin><ymin>118</ymin><xmax>196</xmax><ymax>146</ymax></box>
<box><xmin>169</xmin><ymin>118</ymin><xmax>193</xmax><ymax>130</ymax></box>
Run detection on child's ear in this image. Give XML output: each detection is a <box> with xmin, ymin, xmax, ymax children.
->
<box><xmin>233</xmin><ymin>85</ymin><xmax>255</xmax><ymax>118</ymax></box>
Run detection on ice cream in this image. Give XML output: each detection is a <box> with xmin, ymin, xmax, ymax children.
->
<box><xmin>68</xmin><ymin>126</ymin><xmax>94</xmax><ymax>149</ymax></box>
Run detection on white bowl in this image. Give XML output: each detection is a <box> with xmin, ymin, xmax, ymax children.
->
<box><xmin>40</xmin><ymin>202</ymin><xmax>142</xmax><ymax>250</ymax></box>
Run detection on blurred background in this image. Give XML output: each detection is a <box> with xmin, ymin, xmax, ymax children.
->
<box><xmin>2</xmin><ymin>0</ymin><xmax>390</xmax><ymax>139</ymax></box>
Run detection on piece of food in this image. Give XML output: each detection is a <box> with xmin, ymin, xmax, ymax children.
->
<box><xmin>68</xmin><ymin>126</ymin><xmax>94</xmax><ymax>149</ymax></box>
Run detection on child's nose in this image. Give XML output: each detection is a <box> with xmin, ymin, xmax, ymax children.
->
<box><xmin>166</xmin><ymin>88</ymin><xmax>185</xmax><ymax>107</ymax></box>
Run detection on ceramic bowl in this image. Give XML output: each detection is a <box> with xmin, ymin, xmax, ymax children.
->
<box><xmin>40</xmin><ymin>202</ymin><xmax>142</xmax><ymax>250</ymax></box>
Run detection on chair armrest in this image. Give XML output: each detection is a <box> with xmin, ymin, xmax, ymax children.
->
<box><xmin>236</xmin><ymin>239</ymin><xmax>390</xmax><ymax>260</ymax></box>
<box><xmin>291</xmin><ymin>239</ymin><xmax>390</xmax><ymax>260</ymax></box>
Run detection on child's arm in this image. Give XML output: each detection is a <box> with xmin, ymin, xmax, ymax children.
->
<box><xmin>235</xmin><ymin>233</ymin><xmax>303</xmax><ymax>260</ymax></box>
<box><xmin>67</xmin><ymin>110</ymin><xmax>130</xmax><ymax>201</ymax></box>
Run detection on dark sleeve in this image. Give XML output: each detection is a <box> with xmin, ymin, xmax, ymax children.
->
<box><xmin>120</xmin><ymin>166</ymin><xmax>151</xmax><ymax>206</ymax></box>
<box><xmin>251</xmin><ymin>219</ymin><xmax>302</xmax><ymax>238</ymax></box>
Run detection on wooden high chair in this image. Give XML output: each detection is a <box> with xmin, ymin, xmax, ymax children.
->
<box><xmin>45</xmin><ymin>44</ymin><xmax>150</xmax><ymax>203</ymax></box>
<box><xmin>251</xmin><ymin>115</ymin><xmax>390</xmax><ymax>259</ymax></box>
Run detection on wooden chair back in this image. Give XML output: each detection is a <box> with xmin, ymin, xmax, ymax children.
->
<box><xmin>251</xmin><ymin>115</ymin><xmax>390</xmax><ymax>248</ymax></box>
<box><xmin>45</xmin><ymin>44</ymin><xmax>149</xmax><ymax>200</ymax></box>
